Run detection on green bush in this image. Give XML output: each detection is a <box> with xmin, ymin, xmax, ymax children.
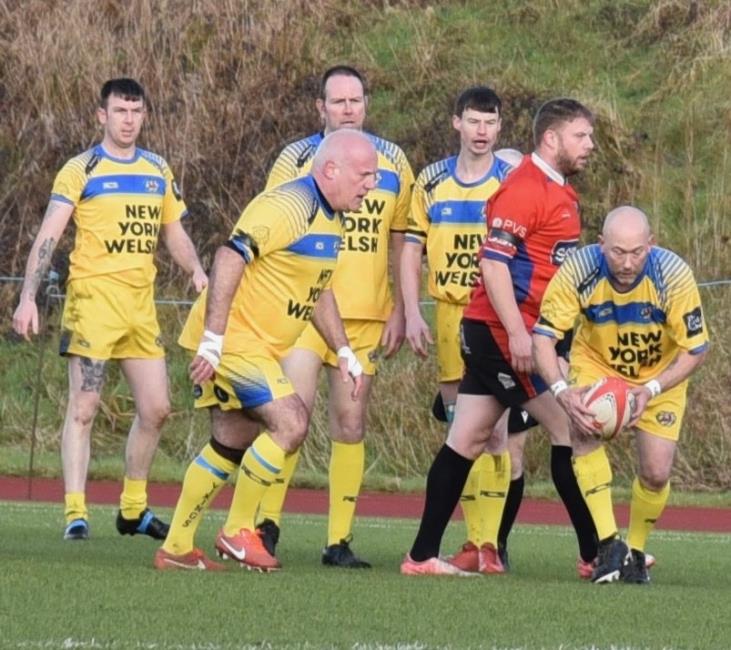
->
<box><xmin>1</xmin><ymin>0</ymin><xmax>729</xmax><ymax>489</ymax></box>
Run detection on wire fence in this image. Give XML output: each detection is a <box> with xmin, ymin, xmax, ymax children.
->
<box><xmin>2</xmin><ymin>273</ymin><xmax>731</xmax><ymax>309</ymax></box>
<box><xmin>3</xmin><ymin>269</ymin><xmax>729</xmax><ymax>497</ymax></box>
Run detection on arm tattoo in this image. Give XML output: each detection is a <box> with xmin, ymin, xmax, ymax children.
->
<box><xmin>26</xmin><ymin>237</ymin><xmax>56</xmax><ymax>296</ymax></box>
<box><xmin>80</xmin><ymin>358</ymin><xmax>106</xmax><ymax>393</ymax></box>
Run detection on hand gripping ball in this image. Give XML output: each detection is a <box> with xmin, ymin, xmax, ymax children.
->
<box><xmin>582</xmin><ymin>376</ymin><xmax>635</xmax><ymax>440</ymax></box>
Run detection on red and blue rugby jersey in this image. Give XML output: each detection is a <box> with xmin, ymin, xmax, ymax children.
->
<box><xmin>464</xmin><ymin>153</ymin><xmax>580</xmax><ymax>330</ymax></box>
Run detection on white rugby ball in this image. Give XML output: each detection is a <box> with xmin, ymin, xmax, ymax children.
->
<box><xmin>582</xmin><ymin>376</ymin><xmax>635</xmax><ymax>440</ymax></box>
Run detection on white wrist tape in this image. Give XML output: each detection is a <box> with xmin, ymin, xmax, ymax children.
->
<box><xmin>550</xmin><ymin>380</ymin><xmax>568</xmax><ymax>397</ymax></box>
<box><xmin>337</xmin><ymin>346</ymin><xmax>363</xmax><ymax>378</ymax></box>
<box><xmin>197</xmin><ymin>330</ymin><xmax>223</xmax><ymax>369</ymax></box>
<box><xmin>644</xmin><ymin>379</ymin><xmax>662</xmax><ymax>398</ymax></box>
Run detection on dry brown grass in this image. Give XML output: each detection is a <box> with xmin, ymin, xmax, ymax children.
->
<box><xmin>0</xmin><ymin>0</ymin><xmax>729</xmax><ymax>489</ymax></box>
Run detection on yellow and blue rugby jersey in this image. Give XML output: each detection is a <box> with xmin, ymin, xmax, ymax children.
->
<box><xmin>534</xmin><ymin>244</ymin><xmax>709</xmax><ymax>383</ymax></box>
<box><xmin>179</xmin><ymin>175</ymin><xmax>342</xmax><ymax>358</ymax></box>
<box><xmin>51</xmin><ymin>145</ymin><xmax>186</xmax><ymax>287</ymax></box>
<box><xmin>406</xmin><ymin>155</ymin><xmax>514</xmax><ymax>304</ymax></box>
<box><xmin>265</xmin><ymin>131</ymin><xmax>414</xmax><ymax>320</ymax></box>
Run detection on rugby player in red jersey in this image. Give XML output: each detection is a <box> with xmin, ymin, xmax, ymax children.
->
<box><xmin>402</xmin><ymin>98</ymin><xmax>596</xmax><ymax>576</ymax></box>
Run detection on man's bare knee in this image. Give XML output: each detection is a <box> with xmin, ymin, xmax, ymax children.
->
<box><xmin>138</xmin><ymin>400</ymin><xmax>171</xmax><ymax>431</ymax></box>
<box><xmin>331</xmin><ymin>412</ymin><xmax>365</xmax><ymax>443</ymax></box>
<box><xmin>67</xmin><ymin>392</ymin><xmax>101</xmax><ymax>429</ymax></box>
<box><xmin>264</xmin><ymin>397</ymin><xmax>310</xmax><ymax>452</ymax></box>
<box><xmin>638</xmin><ymin>468</ymin><xmax>670</xmax><ymax>492</ymax></box>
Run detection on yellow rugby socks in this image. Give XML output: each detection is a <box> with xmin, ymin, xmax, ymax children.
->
<box><xmin>459</xmin><ymin>454</ymin><xmax>484</xmax><ymax>545</ymax></box>
<box><xmin>64</xmin><ymin>492</ymin><xmax>88</xmax><ymax>524</ymax></box>
<box><xmin>478</xmin><ymin>451</ymin><xmax>511</xmax><ymax>547</ymax></box>
<box><xmin>120</xmin><ymin>477</ymin><xmax>147</xmax><ymax>520</ymax></box>
<box><xmin>627</xmin><ymin>477</ymin><xmax>670</xmax><ymax>552</ymax></box>
<box><xmin>573</xmin><ymin>446</ymin><xmax>617</xmax><ymax>541</ymax></box>
<box><xmin>224</xmin><ymin>433</ymin><xmax>285</xmax><ymax>535</ymax></box>
<box><xmin>163</xmin><ymin>443</ymin><xmax>238</xmax><ymax>555</ymax></box>
<box><xmin>258</xmin><ymin>449</ymin><xmax>301</xmax><ymax>526</ymax></box>
<box><xmin>328</xmin><ymin>441</ymin><xmax>364</xmax><ymax>545</ymax></box>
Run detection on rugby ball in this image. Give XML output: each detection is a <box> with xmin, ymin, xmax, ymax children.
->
<box><xmin>582</xmin><ymin>377</ymin><xmax>635</xmax><ymax>440</ymax></box>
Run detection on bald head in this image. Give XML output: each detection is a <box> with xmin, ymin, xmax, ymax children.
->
<box><xmin>312</xmin><ymin>129</ymin><xmax>373</xmax><ymax>171</ymax></box>
<box><xmin>602</xmin><ymin>205</ymin><xmax>651</xmax><ymax>241</ymax></box>
<box><xmin>312</xmin><ymin>129</ymin><xmax>378</xmax><ymax>212</ymax></box>
<box><xmin>600</xmin><ymin>206</ymin><xmax>654</xmax><ymax>290</ymax></box>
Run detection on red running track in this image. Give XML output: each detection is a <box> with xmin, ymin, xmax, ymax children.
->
<box><xmin>2</xmin><ymin>475</ymin><xmax>731</xmax><ymax>532</ymax></box>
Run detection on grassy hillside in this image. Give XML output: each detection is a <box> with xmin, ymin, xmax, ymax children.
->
<box><xmin>0</xmin><ymin>0</ymin><xmax>729</xmax><ymax>489</ymax></box>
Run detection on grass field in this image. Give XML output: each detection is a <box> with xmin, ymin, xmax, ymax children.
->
<box><xmin>2</xmin><ymin>501</ymin><xmax>729</xmax><ymax>650</ymax></box>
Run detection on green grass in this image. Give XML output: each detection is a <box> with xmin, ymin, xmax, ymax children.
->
<box><xmin>1</xmin><ymin>500</ymin><xmax>730</xmax><ymax>649</ymax></box>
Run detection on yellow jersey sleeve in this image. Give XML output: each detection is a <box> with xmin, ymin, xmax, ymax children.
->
<box><xmin>227</xmin><ymin>183</ymin><xmax>314</xmax><ymax>262</ymax></box>
<box><xmin>406</xmin><ymin>167</ymin><xmax>432</xmax><ymax>247</ymax></box>
<box><xmin>264</xmin><ymin>135</ymin><xmax>321</xmax><ymax>191</ymax></box>
<box><xmin>51</xmin><ymin>153</ymin><xmax>89</xmax><ymax>206</ymax></box>
<box><xmin>534</xmin><ymin>252</ymin><xmax>582</xmax><ymax>340</ymax></box>
<box><xmin>157</xmin><ymin>157</ymin><xmax>187</xmax><ymax>225</ymax></box>
<box><xmin>390</xmin><ymin>145</ymin><xmax>414</xmax><ymax>233</ymax></box>
<box><xmin>660</xmin><ymin>253</ymin><xmax>709</xmax><ymax>354</ymax></box>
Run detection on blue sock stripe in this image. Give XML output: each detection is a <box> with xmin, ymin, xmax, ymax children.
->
<box><xmin>137</xmin><ymin>510</ymin><xmax>154</xmax><ymax>533</ymax></box>
<box><xmin>250</xmin><ymin>446</ymin><xmax>281</xmax><ymax>475</ymax></box>
<box><xmin>194</xmin><ymin>455</ymin><xmax>230</xmax><ymax>481</ymax></box>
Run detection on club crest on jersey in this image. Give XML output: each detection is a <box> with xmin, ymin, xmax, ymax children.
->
<box><xmin>550</xmin><ymin>240</ymin><xmax>578</xmax><ymax>266</ymax></box>
<box><xmin>656</xmin><ymin>411</ymin><xmax>677</xmax><ymax>427</ymax></box>
<box><xmin>251</xmin><ymin>226</ymin><xmax>271</xmax><ymax>247</ymax></box>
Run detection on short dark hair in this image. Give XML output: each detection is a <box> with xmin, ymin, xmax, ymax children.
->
<box><xmin>319</xmin><ymin>66</ymin><xmax>367</xmax><ymax>99</ymax></box>
<box><xmin>533</xmin><ymin>98</ymin><xmax>594</xmax><ymax>146</ymax></box>
<box><xmin>454</xmin><ymin>86</ymin><xmax>502</xmax><ymax>117</ymax></box>
<box><xmin>100</xmin><ymin>78</ymin><xmax>146</xmax><ymax>108</ymax></box>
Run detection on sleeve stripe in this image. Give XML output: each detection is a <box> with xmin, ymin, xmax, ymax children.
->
<box><xmin>50</xmin><ymin>193</ymin><xmax>75</xmax><ymax>206</ymax></box>
<box><xmin>533</xmin><ymin>326</ymin><xmax>558</xmax><ymax>338</ymax></box>
<box><xmin>482</xmin><ymin>249</ymin><xmax>511</xmax><ymax>262</ymax></box>
<box><xmin>224</xmin><ymin>240</ymin><xmax>253</xmax><ymax>263</ymax></box>
<box><xmin>689</xmin><ymin>342</ymin><xmax>709</xmax><ymax>355</ymax></box>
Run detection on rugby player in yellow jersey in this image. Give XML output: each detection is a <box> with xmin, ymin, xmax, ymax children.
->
<box><xmin>153</xmin><ymin>129</ymin><xmax>377</xmax><ymax>571</ymax></box>
<box><xmin>256</xmin><ymin>65</ymin><xmax>414</xmax><ymax>568</ymax></box>
<box><xmin>12</xmin><ymin>78</ymin><xmax>207</xmax><ymax>541</ymax></box>
<box><xmin>402</xmin><ymin>86</ymin><xmax>526</xmax><ymax>571</ymax></box>
<box><xmin>534</xmin><ymin>206</ymin><xmax>709</xmax><ymax>584</ymax></box>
